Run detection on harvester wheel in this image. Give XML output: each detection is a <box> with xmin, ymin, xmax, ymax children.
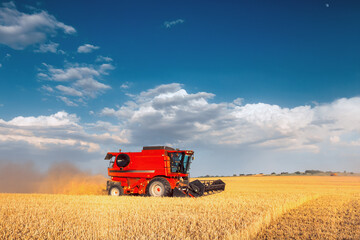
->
<box><xmin>146</xmin><ymin>177</ymin><xmax>172</xmax><ymax>197</ymax></box>
<box><xmin>109</xmin><ymin>185</ymin><xmax>124</xmax><ymax>196</ymax></box>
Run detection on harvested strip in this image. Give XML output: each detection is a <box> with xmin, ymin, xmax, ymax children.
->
<box><xmin>256</xmin><ymin>194</ymin><xmax>360</xmax><ymax>240</ymax></box>
<box><xmin>235</xmin><ymin>194</ymin><xmax>318</xmax><ymax>240</ymax></box>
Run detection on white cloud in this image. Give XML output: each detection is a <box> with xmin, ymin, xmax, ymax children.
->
<box><xmin>73</xmin><ymin>78</ymin><xmax>110</xmax><ymax>98</ymax></box>
<box><xmin>96</xmin><ymin>56</ymin><xmax>113</xmax><ymax>62</ymax></box>
<box><xmin>41</xmin><ymin>64</ymin><xmax>100</xmax><ymax>82</ymax></box>
<box><xmin>38</xmin><ymin>62</ymin><xmax>114</xmax><ymax>105</ymax></box>
<box><xmin>0</xmin><ymin>2</ymin><xmax>75</xmax><ymax>50</ymax></box>
<box><xmin>0</xmin><ymin>63</ymin><xmax>2</xmax><ymax>68</ymax></box>
<box><xmin>5</xmin><ymin>111</ymin><xmax>79</xmax><ymax>127</ymax></box>
<box><xmin>58</xmin><ymin>96</ymin><xmax>78</xmax><ymax>106</ymax></box>
<box><xmin>99</xmin><ymin>63</ymin><xmax>115</xmax><ymax>74</ymax></box>
<box><xmin>0</xmin><ymin>111</ymin><xmax>128</xmax><ymax>153</ymax></box>
<box><xmin>37</xmin><ymin>72</ymin><xmax>48</xmax><ymax>78</ymax></box>
<box><xmin>330</xmin><ymin>136</ymin><xmax>340</xmax><ymax>144</ymax></box>
<box><xmin>57</xmin><ymin>96</ymin><xmax>78</xmax><ymax>106</ymax></box>
<box><xmin>34</xmin><ymin>42</ymin><xmax>59</xmax><ymax>53</ymax></box>
<box><xmin>77</xmin><ymin>44</ymin><xmax>99</xmax><ymax>53</ymax></box>
<box><xmin>1</xmin><ymin>84</ymin><xmax>360</xmax><ymax>175</ymax></box>
<box><xmin>100</xmin><ymin>107</ymin><xmax>117</xmax><ymax>116</ymax></box>
<box><xmin>100</xmin><ymin>83</ymin><xmax>360</xmax><ymax>155</ymax></box>
<box><xmin>138</xmin><ymin>83</ymin><xmax>182</xmax><ymax>99</ymax></box>
<box><xmin>56</xmin><ymin>85</ymin><xmax>83</xmax><ymax>97</ymax></box>
<box><xmin>120</xmin><ymin>82</ymin><xmax>130</xmax><ymax>89</ymax></box>
<box><xmin>40</xmin><ymin>85</ymin><xmax>54</xmax><ymax>92</ymax></box>
<box><xmin>163</xmin><ymin>19</ymin><xmax>185</xmax><ymax>28</ymax></box>
<box><xmin>233</xmin><ymin>98</ymin><xmax>244</xmax><ymax>106</ymax></box>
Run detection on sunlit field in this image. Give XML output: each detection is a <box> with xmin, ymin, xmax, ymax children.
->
<box><xmin>1</xmin><ymin>176</ymin><xmax>360</xmax><ymax>239</ymax></box>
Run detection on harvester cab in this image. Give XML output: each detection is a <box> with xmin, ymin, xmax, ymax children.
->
<box><xmin>104</xmin><ymin>146</ymin><xmax>225</xmax><ymax>197</ymax></box>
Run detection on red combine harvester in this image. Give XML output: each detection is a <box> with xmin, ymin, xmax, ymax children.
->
<box><xmin>104</xmin><ymin>146</ymin><xmax>225</xmax><ymax>197</ymax></box>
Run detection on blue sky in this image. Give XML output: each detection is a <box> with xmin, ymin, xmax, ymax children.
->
<box><xmin>0</xmin><ymin>0</ymin><xmax>360</xmax><ymax>176</ymax></box>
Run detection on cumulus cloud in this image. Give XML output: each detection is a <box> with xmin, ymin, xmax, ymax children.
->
<box><xmin>99</xmin><ymin>83</ymin><xmax>360</xmax><ymax>155</ymax></box>
<box><xmin>0</xmin><ymin>2</ymin><xmax>75</xmax><ymax>50</ymax></box>
<box><xmin>38</xmin><ymin>62</ymin><xmax>113</xmax><ymax>105</ymax></box>
<box><xmin>163</xmin><ymin>19</ymin><xmax>185</xmax><ymax>28</ymax></box>
<box><xmin>5</xmin><ymin>111</ymin><xmax>79</xmax><ymax>127</ymax></box>
<box><xmin>1</xmin><ymin>84</ymin><xmax>360</xmax><ymax>175</ymax></box>
<box><xmin>77</xmin><ymin>44</ymin><xmax>99</xmax><ymax>53</ymax></box>
<box><xmin>0</xmin><ymin>111</ymin><xmax>128</xmax><ymax>154</ymax></box>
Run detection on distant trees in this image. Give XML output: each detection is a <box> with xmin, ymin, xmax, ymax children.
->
<box><xmin>305</xmin><ymin>170</ymin><xmax>323</xmax><ymax>175</ymax></box>
<box><xmin>197</xmin><ymin>169</ymin><xmax>355</xmax><ymax>178</ymax></box>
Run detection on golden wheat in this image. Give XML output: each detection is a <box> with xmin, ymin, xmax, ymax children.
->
<box><xmin>0</xmin><ymin>176</ymin><xmax>359</xmax><ymax>240</ymax></box>
<box><xmin>257</xmin><ymin>193</ymin><xmax>360</xmax><ymax>239</ymax></box>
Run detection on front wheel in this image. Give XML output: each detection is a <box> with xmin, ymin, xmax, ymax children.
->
<box><xmin>146</xmin><ymin>177</ymin><xmax>172</xmax><ymax>197</ymax></box>
<box><xmin>109</xmin><ymin>185</ymin><xmax>123</xmax><ymax>196</ymax></box>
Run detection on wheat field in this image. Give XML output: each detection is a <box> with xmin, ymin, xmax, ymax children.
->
<box><xmin>1</xmin><ymin>176</ymin><xmax>360</xmax><ymax>239</ymax></box>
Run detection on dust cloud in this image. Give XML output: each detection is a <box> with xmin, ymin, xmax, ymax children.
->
<box><xmin>0</xmin><ymin>161</ymin><xmax>107</xmax><ymax>195</ymax></box>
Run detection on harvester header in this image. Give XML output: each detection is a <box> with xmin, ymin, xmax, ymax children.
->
<box><xmin>104</xmin><ymin>146</ymin><xmax>225</xmax><ymax>197</ymax></box>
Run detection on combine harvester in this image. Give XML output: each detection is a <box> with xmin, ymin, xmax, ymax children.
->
<box><xmin>104</xmin><ymin>146</ymin><xmax>225</xmax><ymax>197</ymax></box>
